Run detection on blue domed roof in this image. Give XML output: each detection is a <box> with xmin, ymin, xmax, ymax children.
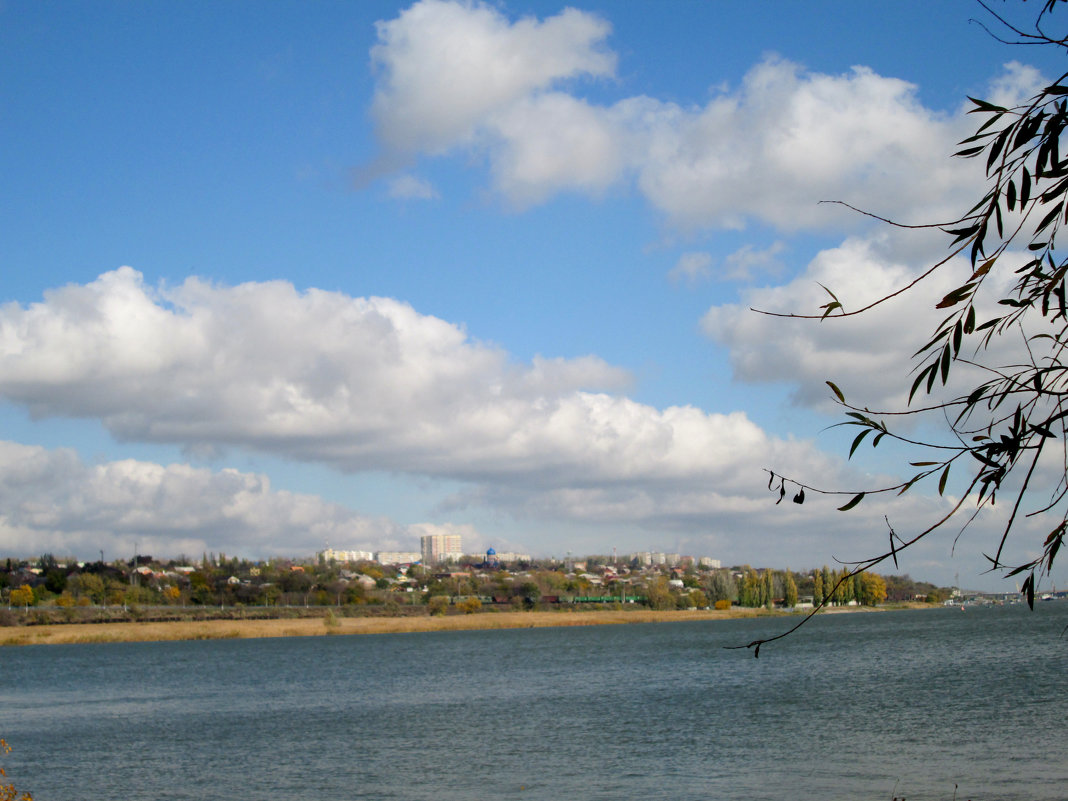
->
<box><xmin>486</xmin><ymin>547</ymin><xmax>496</xmax><ymax>555</ymax></box>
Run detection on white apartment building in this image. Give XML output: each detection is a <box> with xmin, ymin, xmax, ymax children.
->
<box><xmin>319</xmin><ymin>548</ymin><xmax>375</xmax><ymax>563</ymax></box>
<box><xmin>420</xmin><ymin>533</ymin><xmax>463</xmax><ymax>564</ymax></box>
<box><xmin>464</xmin><ymin>551</ymin><xmax>532</xmax><ymax>564</ymax></box>
<box><xmin>629</xmin><ymin>552</ymin><xmax>682</xmax><ymax>567</ymax></box>
<box><xmin>493</xmin><ymin>551</ymin><xmax>531</xmax><ymax>563</ymax></box>
<box><xmin>629</xmin><ymin>552</ymin><xmax>719</xmax><ymax>568</ymax></box>
<box><xmin>376</xmin><ymin>551</ymin><xmax>421</xmax><ymax>565</ymax></box>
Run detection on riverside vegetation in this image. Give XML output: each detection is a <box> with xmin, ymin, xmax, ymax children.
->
<box><xmin>0</xmin><ymin>552</ymin><xmax>951</xmax><ymax>645</ymax></box>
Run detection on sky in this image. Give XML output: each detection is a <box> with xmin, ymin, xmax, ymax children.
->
<box><xmin>1</xmin><ymin>0</ymin><xmax>1066</xmax><ymax>590</ymax></box>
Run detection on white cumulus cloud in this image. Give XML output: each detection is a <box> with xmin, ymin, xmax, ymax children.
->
<box><xmin>701</xmin><ymin>227</ymin><xmax>1031</xmax><ymax>413</ymax></box>
<box><xmin>0</xmin><ymin>270</ymin><xmax>1008</xmax><ymax>578</ymax></box>
<box><xmin>668</xmin><ymin>252</ymin><xmax>713</xmax><ymax>286</ymax></box>
<box><xmin>370</xmin><ymin>0</ymin><xmax>615</xmax><ymax>154</ymax></box>
<box><xmin>0</xmin><ymin>267</ymin><xmax>890</xmax><ymax>550</ymax></box>
<box><xmin>365</xmin><ymin>1</ymin><xmax>1013</xmax><ymax>234</ymax></box>
<box><xmin>388</xmin><ymin>173</ymin><xmax>439</xmax><ymax>199</ymax></box>
<box><xmin>0</xmin><ymin>441</ymin><xmax>406</xmax><ymax>560</ymax></box>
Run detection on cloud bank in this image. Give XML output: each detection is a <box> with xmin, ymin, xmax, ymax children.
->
<box><xmin>0</xmin><ymin>268</ymin><xmax>884</xmax><ymax>558</ymax></box>
<box><xmin>365</xmin><ymin>0</ymin><xmax>1022</xmax><ymax>230</ymax></box>
<box><xmin>0</xmin><ymin>441</ymin><xmax>403</xmax><ymax>560</ymax></box>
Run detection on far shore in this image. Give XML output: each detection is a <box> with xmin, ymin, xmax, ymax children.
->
<box><xmin>0</xmin><ymin>602</ymin><xmax>931</xmax><ymax>647</ymax></box>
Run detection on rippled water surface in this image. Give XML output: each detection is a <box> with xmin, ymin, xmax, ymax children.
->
<box><xmin>2</xmin><ymin>603</ymin><xmax>1066</xmax><ymax>800</ymax></box>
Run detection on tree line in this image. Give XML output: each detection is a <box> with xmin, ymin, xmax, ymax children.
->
<box><xmin>1</xmin><ymin>553</ymin><xmax>945</xmax><ymax>617</ymax></box>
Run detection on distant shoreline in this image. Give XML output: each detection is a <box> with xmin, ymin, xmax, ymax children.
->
<box><xmin>0</xmin><ymin>603</ymin><xmax>930</xmax><ymax>647</ymax></box>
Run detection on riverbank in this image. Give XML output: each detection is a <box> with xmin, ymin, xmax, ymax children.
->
<box><xmin>0</xmin><ymin>603</ymin><xmax>928</xmax><ymax>646</ymax></box>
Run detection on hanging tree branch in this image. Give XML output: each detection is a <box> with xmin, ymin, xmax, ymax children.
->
<box><xmin>741</xmin><ymin>0</ymin><xmax>1068</xmax><ymax>657</ymax></box>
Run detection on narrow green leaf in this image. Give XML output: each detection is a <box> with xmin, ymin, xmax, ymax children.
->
<box><xmin>1037</xmin><ymin>138</ymin><xmax>1051</xmax><ymax>176</ymax></box>
<box><xmin>820</xmin><ymin>301</ymin><xmax>842</xmax><ymax>319</ymax></box>
<box><xmin>1013</xmin><ymin>115</ymin><xmax>1040</xmax><ymax>153</ymax></box>
<box><xmin>976</xmin><ymin>111</ymin><xmax>1004</xmax><ymax>136</ymax></box>
<box><xmin>936</xmin><ymin>283</ymin><xmax>975</xmax><ymax>309</ymax></box>
<box><xmin>898</xmin><ymin>475</ymin><xmax>920</xmax><ymax>496</ymax></box>
<box><xmin>966</xmin><ymin>96</ymin><xmax>1008</xmax><ymax>112</ymax></box>
<box><xmin>970</xmin><ymin>449</ymin><xmax>1000</xmax><ymax>468</ymax></box>
<box><xmin>816</xmin><ymin>282</ymin><xmax>839</xmax><ymax>303</ymax></box>
<box><xmin>944</xmin><ymin>224</ymin><xmax>979</xmax><ymax>239</ymax></box>
<box><xmin>938</xmin><ymin>464</ymin><xmax>951</xmax><ymax>496</ymax></box>
<box><xmin>973</xmin><ymin>258</ymin><xmax>996</xmax><ymax>281</ymax></box>
<box><xmin>910</xmin><ymin>364</ymin><xmax>934</xmax><ymax>403</ymax></box>
<box><xmin>848</xmin><ymin>429</ymin><xmax>871</xmax><ymax>459</ymax></box>
<box><xmin>826</xmin><ymin>381</ymin><xmax>845</xmax><ymax>403</ymax></box>
<box><xmin>986</xmin><ymin>129</ymin><xmax>1008</xmax><ymax>169</ymax></box>
<box><xmin>1036</xmin><ymin>202</ymin><xmax>1063</xmax><ymax>235</ymax></box>
<box><xmin>837</xmin><ymin>493</ymin><xmax>864</xmax><ymax>512</ymax></box>
<box><xmin>957</xmin><ymin>132</ymin><xmax>992</xmax><ymax>145</ymax></box>
<box><xmin>970</xmin><ymin>220</ymin><xmax>987</xmax><ymax>264</ymax></box>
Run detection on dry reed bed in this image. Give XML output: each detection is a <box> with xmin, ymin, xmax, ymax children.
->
<box><xmin>0</xmin><ymin>607</ymin><xmax>772</xmax><ymax>646</ymax></box>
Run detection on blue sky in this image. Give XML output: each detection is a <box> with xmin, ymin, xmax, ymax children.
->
<box><xmin>1</xmin><ymin>0</ymin><xmax>1065</xmax><ymax>590</ymax></box>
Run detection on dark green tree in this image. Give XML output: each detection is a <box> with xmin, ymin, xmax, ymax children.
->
<box><xmin>761</xmin><ymin>569</ymin><xmax>774</xmax><ymax>608</ymax></box>
<box><xmin>644</xmin><ymin>577</ymin><xmax>675</xmax><ymax>610</ymax></box>
<box><xmin>707</xmin><ymin>570</ymin><xmax>737</xmax><ymax>603</ymax></box>
<box><xmin>738</xmin><ymin>568</ymin><xmax>760</xmax><ymax>607</ymax></box>
<box><xmin>784</xmin><ymin>570</ymin><xmax>799</xmax><ymax>608</ymax></box>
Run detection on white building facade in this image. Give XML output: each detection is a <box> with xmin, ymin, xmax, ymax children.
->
<box><xmin>420</xmin><ymin>533</ymin><xmax>463</xmax><ymax>564</ymax></box>
<box><xmin>376</xmin><ymin>551</ymin><xmax>421</xmax><ymax>565</ymax></box>
<box><xmin>319</xmin><ymin>548</ymin><xmax>375</xmax><ymax>563</ymax></box>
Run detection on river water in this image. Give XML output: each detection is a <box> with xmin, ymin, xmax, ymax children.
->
<box><xmin>1</xmin><ymin>603</ymin><xmax>1065</xmax><ymax>801</ymax></box>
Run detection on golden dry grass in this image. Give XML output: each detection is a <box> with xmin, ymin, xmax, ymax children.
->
<box><xmin>0</xmin><ymin>607</ymin><xmax>775</xmax><ymax>646</ymax></box>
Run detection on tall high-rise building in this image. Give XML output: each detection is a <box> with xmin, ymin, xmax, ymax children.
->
<box><xmin>420</xmin><ymin>533</ymin><xmax>463</xmax><ymax>564</ymax></box>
